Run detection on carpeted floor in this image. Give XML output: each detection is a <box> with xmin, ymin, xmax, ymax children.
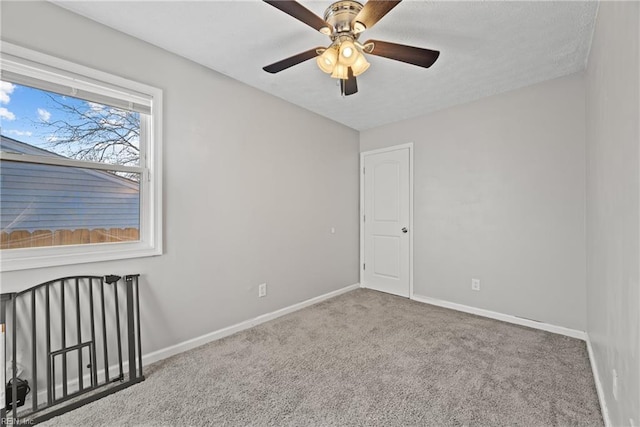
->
<box><xmin>42</xmin><ymin>289</ymin><xmax>603</xmax><ymax>426</ymax></box>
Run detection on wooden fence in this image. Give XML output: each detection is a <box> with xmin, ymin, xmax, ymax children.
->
<box><xmin>0</xmin><ymin>228</ymin><xmax>139</xmax><ymax>249</ymax></box>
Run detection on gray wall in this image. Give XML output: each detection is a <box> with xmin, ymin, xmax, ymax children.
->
<box><xmin>360</xmin><ymin>73</ymin><xmax>587</xmax><ymax>331</ymax></box>
<box><xmin>586</xmin><ymin>2</ymin><xmax>640</xmax><ymax>426</ymax></box>
<box><xmin>0</xmin><ymin>1</ymin><xmax>360</xmax><ymax>356</ymax></box>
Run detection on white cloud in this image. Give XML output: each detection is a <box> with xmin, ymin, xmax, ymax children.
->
<box><xmin>87</xmin><ymin>102</ymin><xmax>105</xmax><ymax>112</ymax></box>
<box><xmin>0</xmin><ymin>107</ymin><xmax>16</xmax><ymax>121</ymax></box>
<box><xmin>0</xmin><ymin>81</ymin><xmax>15</xmax><ymax>105</ymax></box>
<box><xmin>100</xmin><ymin>118</ymin><xmax>125</xmax><ymax>127</ymax></box>
<box><xmin>37</xmin><ymin>108</ymin><xmax>51</xmax><ymax>122</ymax></box>
<box><xmin>6</xmin><ymin>129</ymin><xmax>33</xmax><ymax>137</ymax></box>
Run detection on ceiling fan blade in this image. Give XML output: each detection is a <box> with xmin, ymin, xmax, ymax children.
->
<box><xmin>263</xmin><ymin>1</ymin><xmax>332</xmax><ymax>34</ymax></box>
<box><xmin>341</xmin><ymin>68</ymin><xmax>358</xmax><ymax>96</ymax></box>
<box><xmin>364</xmin><ymin>39</ymin><xmax>440</xmax><ymax>68</ymax></box>
<box><xmin>353</xmin><ymin>1</ymin><xmax>402</xmax><ymax>32</ymax></box>
<box><xmin>263</xmin><ymin>48</ymin><xmax>323</xmax><ymax>74</ymax></box>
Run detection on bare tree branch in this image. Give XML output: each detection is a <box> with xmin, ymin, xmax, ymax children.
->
<box><xmin>36</xmin><ymin>94</ymin><xmax>141</xmax><ymax>180</ymax></box>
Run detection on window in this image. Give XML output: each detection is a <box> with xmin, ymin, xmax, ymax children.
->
<box><xmin>0</xmin><ymin>42</ymin><xmax>162</xmax><ymax>271</ymax></box>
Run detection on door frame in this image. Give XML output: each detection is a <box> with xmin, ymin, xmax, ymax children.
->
<box><xmin>360</xmin><ymin>142</ymin><xmax>414</xmax><ymax>298</ymax></box>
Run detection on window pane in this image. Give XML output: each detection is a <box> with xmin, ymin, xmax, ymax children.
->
<box><xmin>0</xmin><ymin>160</ymin><xmax>140</xmax><ymax>249</ymax></box>
<box><xmin>0</xmin><ymin>81</ymin><xmax>140</xmax><ymax>168</ymax></box>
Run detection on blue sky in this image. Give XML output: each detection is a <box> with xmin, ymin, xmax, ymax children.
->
<box><xmin>0</xmin><ymin>80</ymin><xmax>83</xmax><ymax>149</ymax></box>
<box><xmin>1</xmin><ymin>81</ymin><xmax>140</xmax><ymax>168</ymax></box>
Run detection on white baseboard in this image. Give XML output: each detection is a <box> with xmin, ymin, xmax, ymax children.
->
<box><xmin>411</xmin><ymin>294</ymin><xmax>586</xmax><ymax>340</ymax></box>
<box><xmin>142</xmin><ymin>283</ymin><xmax>361</xmax><ymax>366</ymax></box>
<box><xmin>586</xmin><ymin>334</ymin><xmax>611</xmax><ymax>427</ymax></box>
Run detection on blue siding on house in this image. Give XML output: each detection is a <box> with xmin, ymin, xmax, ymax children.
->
<box><xmin>0</xmin><ymin>136</ymin><xmax>139</xmax><ymax>232</ymax></box>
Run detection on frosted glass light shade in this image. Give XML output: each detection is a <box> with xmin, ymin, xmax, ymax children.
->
<box><xmin>339</xmin><ymin>40</ymin><xmax>358</xmax><ymax>66</ymax></box>
<box><xmin>316</xmin><ymin>48</ymin><xmax>338</xmax><ymax>74</ymax></box>
<box><xmin>331</xmin><ymin>63</ymin><xmax>349</xmax><ymax>80</ymax></box>
<box><xmin>351</xmin><ymin>53</ymin><xmax>370</xmax><ymax>76</ymax></box>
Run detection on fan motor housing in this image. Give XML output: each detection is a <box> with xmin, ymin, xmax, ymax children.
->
<box><xmin>324</xmin><ymin>1</ymin><xmax>363</xmax><ymax>34</ymax></box>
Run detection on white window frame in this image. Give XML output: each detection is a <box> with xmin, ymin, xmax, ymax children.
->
<box><xmin>0</xmin><ymin>42</ymin><xmax>163</xmax><ymax>271</ymax></box>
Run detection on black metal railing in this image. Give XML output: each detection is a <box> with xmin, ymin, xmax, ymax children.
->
<box><xmin>1</xmin><ymin>275</ymin><xmax>144</xmax><ymax>424</ymax></box>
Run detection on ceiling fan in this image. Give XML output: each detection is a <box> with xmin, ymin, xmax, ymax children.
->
<box><xmin>262</xmin><ymin>0</ymin><xmax>440</xmax><ymax>96</ymax></box>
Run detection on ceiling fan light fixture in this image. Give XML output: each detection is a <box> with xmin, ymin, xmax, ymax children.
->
<box><xmin>351</xmin><ymin>52</ymin><xmax>370</xmax><ymax>76</ymax></box>
<box><xmin>262</xmin><ymin>0</ymin><xmax>440</xmax><ymax>97</ymax></box>
<box><xmin>316</xmin><ymin>46</ymin><xmax>338</xmax><ymax>73</ymax></box>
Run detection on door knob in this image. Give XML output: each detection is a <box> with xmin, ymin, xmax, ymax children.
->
<box><xmin>402</xmin><ymin>227</ymin><xmax>408</xmax><ymax>233</ymax></box>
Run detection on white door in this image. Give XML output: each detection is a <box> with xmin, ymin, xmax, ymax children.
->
<box><xmin>362</xmin><ymin>146</ymin><xmax>411</xmax><ymax>297</ymax></box>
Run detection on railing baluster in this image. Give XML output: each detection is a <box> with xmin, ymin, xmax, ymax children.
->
<box><xmin>46</xmin><ymin>284</ymin><xmax>52</xmax><ymax>405</ymax></box>
<box><xmin>61</xmin><ymin>280</ymin><xmax>67</xmax><ymax>398</ymax></box>
<box><xmin>31</xmin><ymin>289</ymin><xmax>38</xmax><ymax>411</ymax></box>
<box><xmin>51</xmin><ymin>355</ymin><xmax>56</xmax><ymax>402</ymax></box>
<box><xmin>125</xmin><ymin>276</ymin><xmax>136</xmax><ymax>380</ymax></box>
<box><xmin>135</xmin><ymin>276</ymin><xmax>143</xmax><ymax>377</ymax></box>
<box><xmin>100</xmin><ymin>278</ymin><xmax>109</xmax><ymax>383</ymax></box>
<box><xmin>75</xmin><ymin>278</ymin><xmax>83</xmax><ymax>392</ymax></box>
<box><xmin>113</xmin><ymin>281</ymin><xmax>124</xmax><ymax>380</ymax></box>
<box><xmin>89</xmin><ymin>279</ymin><xmax>98</xmax><ymax>387</ymax></box>
<box><xmin>1</xmin><ymin>294</ymin><xmax>8</xmax><ymax>424</ymax></box>
<box><xmin>11</xmin><ymin>295</ymin><xmax>17</xmax><ymax>418</ymax></box>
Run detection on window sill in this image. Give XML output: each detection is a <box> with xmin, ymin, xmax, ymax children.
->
<box><xmin>0</xmin><ymin>241</ymin><xmax>162</xmax><ymax>272</ymax></box>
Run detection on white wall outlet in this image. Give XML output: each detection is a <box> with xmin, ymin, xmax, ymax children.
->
<box><xmin>629</xmin><ymin>418</ymin><xmax>636</xmax><ymax>427</ymax></box>
<box><xmin>612</xmin><ymin>368</ymin><xmax>618</xmax><ymax>400</ymax></box>
<box><xmin>258</xmin><ymin>283</ymin><xmax>267</xmax><ymax>298</ymax></box>
<box><xmin>471</xmin><ymin>278</ymin><xmax>481</xmax><ymax>291</ymax></box>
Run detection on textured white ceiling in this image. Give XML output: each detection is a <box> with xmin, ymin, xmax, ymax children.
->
<box><xmin>53</xmin><ymin>1</ymin><xmax>598</xmax><ymax>131</ymax></box>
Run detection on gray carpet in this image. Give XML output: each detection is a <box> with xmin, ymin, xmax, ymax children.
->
<box><xmin>42</xmin><ymin>289</ymin><xmax>602</xmax><ymax>426</ymax></box>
